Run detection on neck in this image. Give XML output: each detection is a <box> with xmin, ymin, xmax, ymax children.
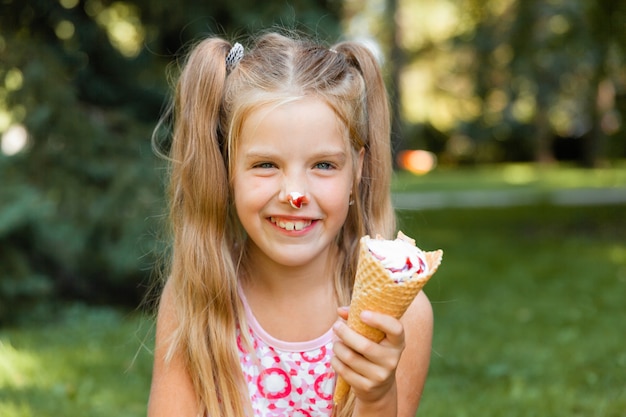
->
<box><xmin>243</xmin><ymin>241</ymin><xmax>338</xmax><ymax>293</ymax></box>
<box><xmin>240</xmin><ymin>241</ymin><xmax>340</xmax><ymax>341</ymax></box>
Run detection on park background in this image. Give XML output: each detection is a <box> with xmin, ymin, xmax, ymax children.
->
<box><xmin>1</xmin><ymin>0</ymin><xmax>625</xmax><ymax>416</ymax></box>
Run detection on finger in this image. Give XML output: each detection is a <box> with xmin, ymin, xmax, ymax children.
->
<box><xmin>332</xmin><ymin>337</ymin><xmax>379</xmax><ymax>384</ymax></box>
<box><xmin>333</xmin><ymin>321</ymin><xmax>389</xmax><ymax>368</ymax></box>
<box><xmin>359</xmin><ymin>310</ymin><xmax>405</xmax><ymax>347</ymax></box>
<box><xmin>332</xmin><ymin>336</ymin><xmax>395</xmax><ymax>396</ymax></box>
<box><xmin>331</xmin><ymin>351</ymin><xmax>376</xmax><ymax>391</ymax></box>
<box><xmin>337</xmin><ymin>306</ymin><xmax>349</xmax><ymax>320</ymax></box>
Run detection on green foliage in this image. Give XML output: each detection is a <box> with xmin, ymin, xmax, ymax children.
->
<box><xmin>0</xmin><ymin>1</ymin><xmax>342</xmax><ymax>323</ymax></box>
<box><xmin>398</xmin><ymin>0</ymin><xmax>626</xmax><ymax>166</ymax></box>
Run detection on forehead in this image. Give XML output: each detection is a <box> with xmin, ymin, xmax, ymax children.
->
<box><xmin>237</xmin><ymin>97</ymin><xmax>349</xmax><ymax>153</ymax></box>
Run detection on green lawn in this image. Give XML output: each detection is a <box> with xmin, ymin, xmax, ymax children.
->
<box><xmin>1</xmin><ymin>199</ymin><xmax>625</xmax><ymax>415</ymax></box>
<box><xmin>392</xmin><ymin>161</ymin><xmax>626</xmax><ymax>192</ymax></box>
<box><xmin>0</xmin><ymin>306</ymin><xmax>154</xmax><ymax>417</ymax></box>
<box><xmin>404</xmin><ymin>204</ymin><xmax>626</xmax><ymax>416</ymax></box>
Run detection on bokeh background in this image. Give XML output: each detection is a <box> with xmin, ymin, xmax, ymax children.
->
<box><xmin>1</xmin><ymin>1</ymin><xmax>625</xmax><ymax>416</ymax></box>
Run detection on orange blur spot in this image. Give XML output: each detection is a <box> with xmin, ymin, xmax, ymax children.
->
<box><xmin>397</xmin><ymin>150</ymin><xmax>437</xmax><ymax>175</ymax></box>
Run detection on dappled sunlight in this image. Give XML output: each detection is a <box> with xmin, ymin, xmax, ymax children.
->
<box><xmin>54</xmin><ymin>20</ymin><xmax>75</xmax><ymax>40</ymax></box>
<box><xmin>402</xmin><ymin>59</ymin><xmax>481</xmax><ymax>131</ymax></box>
<box><xmin>3</xmin><ymin>68</ymin><xmax>22</xmax><ymax>92</ymax></box>
<box><xmin>511</xmin><ymin>92</ymin><xmax>537</xmax><ymax>124</ymax></box>
<box><xmin>0</xmin><ymin>402</ymin><xmax>34</xmax><ymax>417</ymax></box>
<box><xmin>0</xmin><ymin>341</ymin><xmax>40</xmax><ymax>388</ymax></box>
<box><xmin>59</xmin><ymin>0</ymin><xmax>80</xmax><ymax>8</ymax></box>
<box><xmin>398</xmin><ymin>0</ymin><xmax>475</xmax><ymax>130</ymax></box>
<box><xmin>0</xmin><ymin>306</ymin><xmax>154</xmax><ymax>416</ymax></box>
<box><xmin>390</xmin><ymin>0</ymin><xmax>625</xmax><ymax>165</ymax></box>
<box><xmin>1</xmin><ymin>68</ymin><xmax>24</xmax><ymax>145</ymax></box>
<box><xmin>540</xmin><ymin>164</ymin><xmax>626</xmax><ymax>188</ymax></box>
<box><xmin>609</xmin><ymin>245</ymin><xmax>626</xmax><ymax>267</ymax></box>
<box><xmin>500</xmin><ymin>162</ymin><xmax>626</xmax><ymax>188</ymax></box>
<box><xmin>398</xmin><ymin>0</ymin><xmax>463</xmax><ymax>50</ymax></box>
<box><xmin>501</xmin><ymin>164</ymin><xmax>538</xmax><ymax>185</ymax></box>
<box><xmin>1</xmin><ymin>124</ymin><xmax>28</xmax><ymax>156</ymax></box>
<box><xmin>548</xmin><ymin>99</ymin><xmax>584</xmax><ymax>137</ymax></box>
<box><xmin>0</xmin><ymin>110</ymin><xmax>10</xmax><ymax>134</ymax></box>
<box><xmin>90</xmin><ymin>1</ymin><xmax>145</xmax><ymax>58</ymax></box>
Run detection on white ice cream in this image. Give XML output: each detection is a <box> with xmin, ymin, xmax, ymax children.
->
<box><xmin>366</xmin><ymin>237</ymin><xmax>428</xmax><ymax>282</ymax></box>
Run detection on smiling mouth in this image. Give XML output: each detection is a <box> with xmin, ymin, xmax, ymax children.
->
<box><xmin>269</xmin><ymin>217</ymin><xmax>313</xmax><ymax>231</ymax></box>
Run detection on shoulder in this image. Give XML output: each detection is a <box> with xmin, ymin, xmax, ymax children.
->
<box><xmin>153</xmin><ymin>280</ymin><xmax>180</xmax><ymax>341</ymax></box>
<box><xmin>157</xmin><ymin>279</ymin><xmax>177</xmax><ymax>321</ymax></box>
<box><xmin>402</xmin><ymin>290</ymin><xmax>433</xmax><ymax>334</ymax></box>
<box><xmin>148</xmin><ymin>280</ymin><xmax>200</xmax><ymax>417</ymax></box>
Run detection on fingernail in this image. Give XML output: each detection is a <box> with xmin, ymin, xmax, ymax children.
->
<box><xmin>361</xmin><ymin>311</ymin><xmax>372</xmax><ymax>320</ymax></box>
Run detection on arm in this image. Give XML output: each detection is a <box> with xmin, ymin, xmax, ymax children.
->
<box><xmin>396</xmin><ymin>291</ymin><xmax>433</xmax><ymax>415</ymax></box>
<box><xmin>147</xmin><ymin>281</ymin><xmax>200</xmax><ymax>417</ymax></box>
<box><xmin>332</xmin><ymin>291</ymin><xmax>433</xmax><ymax>417</ymax></box>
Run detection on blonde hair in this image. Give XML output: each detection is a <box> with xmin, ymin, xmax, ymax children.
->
<box><xmin>159</xmin><ymin>31</ymin><xmax>395</xmax><ymax>417</ymax></box>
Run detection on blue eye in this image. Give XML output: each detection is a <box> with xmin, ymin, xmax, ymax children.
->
<box><xmin>255</xmin><ymin>162</ymin><xmax>276</xmax><ymax>169</ymax></box>
<box><xmin>315</xmin><ymin>162</ymin><xmax>334</xmax><ymax>170</ymax></box>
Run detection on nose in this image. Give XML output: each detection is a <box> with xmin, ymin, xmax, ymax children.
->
<box><xmin>280</xmin><ymin>174</ymin><xmax>310</xmax><ymax>209</ymax></box>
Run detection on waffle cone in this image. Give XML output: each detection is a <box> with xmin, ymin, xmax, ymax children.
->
<box><xmin>333</xmin><ymin>232</ymin><xmax>443</xmax><ymax>404</ymax></box>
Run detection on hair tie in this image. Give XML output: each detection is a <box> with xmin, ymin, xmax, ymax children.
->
<box><xmin>225</xmin><ymin>42</ymin><xmax>244</xmax><ymax>73</ymax></box>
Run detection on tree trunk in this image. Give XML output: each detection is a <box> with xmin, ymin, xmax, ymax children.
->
<box><xmin>386</xmin><ymin>0</ymin><xmax>404</xmax><ymax>168</ymax></box>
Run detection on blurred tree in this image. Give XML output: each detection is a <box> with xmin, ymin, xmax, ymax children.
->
<box><xmin>582</xmin><ymin>1</ymin><xmax>626</xmax><ymax>167</ymax></box>
<box><xmin>0</xmin><ymin>0</ymin><xmax>341</xmax><ymax>324</ymax></box>
<box><xmin>394</xmin><ymin>0</ymin><xmax>625</xmax><ymax>166</ymax></box>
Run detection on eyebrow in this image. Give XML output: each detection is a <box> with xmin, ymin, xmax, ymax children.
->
<box><xmin>242</xmin><ymin>148</ymin><xmax>348</xmax><ymax>162</ymax></box>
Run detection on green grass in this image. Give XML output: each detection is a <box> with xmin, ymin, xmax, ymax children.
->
<box><xmin>392</xmin><ymin>161</ymin><xmax>626</xmax><ymax>192</ymax></box>
<box><xmin>401</xmin><ymin>204</ymin><xmax>626</xmax><ymax>416</ymax></box>
<box><xmin>0</xmin><ymin>305</ymin><xmax>154</xmax><ymax>417</ymax></box>
<box><xmin>1</xmin><ymin>203</ymin><xmax>625</xmax><ymax>416</ymax></box>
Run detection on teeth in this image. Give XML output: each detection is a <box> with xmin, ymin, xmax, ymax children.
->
<box><xmin>270</xmin><ymin>217</ymin><xmax>312</xmax><ymax>231</ymax></box>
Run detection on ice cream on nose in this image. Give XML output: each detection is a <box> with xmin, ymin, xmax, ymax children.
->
<box><xmin>287</xmin><ymin>192</ymin><xmax>308</xmax><ymax>209</ymax></box>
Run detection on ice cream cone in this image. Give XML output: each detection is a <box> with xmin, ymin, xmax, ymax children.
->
<box><xmin>333</xmin><ymin>232</ymin><xmax>443</xmax><ymax>404</ymax></box>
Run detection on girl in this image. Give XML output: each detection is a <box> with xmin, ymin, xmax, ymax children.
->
<box><xmin>148</xmin><ymin>31</ymin><xmax>433</xmax><ymax>417</ymax></box>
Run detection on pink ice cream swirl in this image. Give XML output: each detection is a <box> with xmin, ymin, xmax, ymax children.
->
<box><xmin>366</xmin><ymin>237</ymin><xmax>429</xmax><ymax>283</ymax></box>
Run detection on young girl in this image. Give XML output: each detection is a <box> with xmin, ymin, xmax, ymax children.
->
<box><xmin>148</xmin><ymin>31</ymin><xmax>433</xmax><ymax>417</ymax></box>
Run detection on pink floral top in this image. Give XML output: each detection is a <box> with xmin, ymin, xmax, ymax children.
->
<box><xmin>237</xmin><ymin>290</ymin><xmax>336</xmax><ymax>416</ymax></box>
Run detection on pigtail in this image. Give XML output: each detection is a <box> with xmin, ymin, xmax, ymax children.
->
<box><xmin>171</xmin><ymin>38</ymin><xmax>230</xmax><ymax>224</ymax></box>
<box><xmin>328</xmin><ymin>41</ymin><xmax>396</xmax><ymax>417</ymax></box>
<box><xmin>167</xmin><ymin>38</ymin><xmax>250</xmax><ymax>417</ymax></box>
<box><xmin>334</xmin><ymin>42</ymin><xmax>396</xmax><ymax>239</ymax></box>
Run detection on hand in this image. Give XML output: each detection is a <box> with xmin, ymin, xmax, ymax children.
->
<box><xmin>331</xmin><ymin>306</ymin><xmax>406</xmax><ymax>406</ymax></box>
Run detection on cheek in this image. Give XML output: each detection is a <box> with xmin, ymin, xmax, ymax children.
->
<box><xmin>233</xmin><ymin>176</ymin><xmax>274</xmax><ymax>212</ymax></box>
<box><xmin>314</xmin><ymin>180</ymin><xmax>351</xmax><ymax>213</ymax></box>
<box><xmin>233</xmin><ymin>187</ymin><xmax>263</xmax><ymax>231</ymax></box>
